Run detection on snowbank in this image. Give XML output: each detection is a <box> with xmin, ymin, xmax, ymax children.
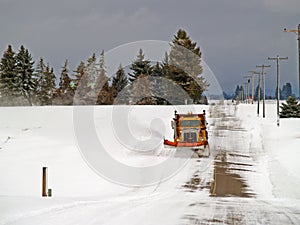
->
<box><xmin>0</xmin><ymin>105</ymin><xmax>209</xmax><ymax>197</ymax></box>
<box><xmin>236</xmin><ymin>101</ymin><xmax>300</xmax><ymax>199</ymax></box>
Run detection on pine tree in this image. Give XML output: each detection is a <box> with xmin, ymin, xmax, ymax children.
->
<box><xmin>234</xmin><ymin>85</ymin><xmax>246</xmax><ymax>101</ymax></box>
<box><xmin>87</xmin><ymin>53</ymin><xmax>96</xmax><ymax>65</ymax></box>
<box><xmin>280</xmin><ymin>96</ymin><xmax>300</xmax><ymax>118</ymax></box>
<box><xmin>73</xmin><ymin>61</ymin><xmax>86</xmax><ymax>103</ymax></box>
<box><xmin>112</xmin><ymin>64</ymin><xmax>128</xmax><ymax>103</ymax></box>
<box><xmin>39</xmin><ymin>64</ymin><xmax>56</xmax><ymax>105</ymax></box>
<box><xmin>74</xmin><ymin>54</ymin><xmax>97</xmax><ymax>104</ymax></box>
<box><xmin>128</xmin><ymin>49</ymin><xmax>153</xmax><ymax>104</ymax></box>
<box><xmin>281</xmin><ymin>82</ymin><xmax>292</xmax><ymax>100</ymax></box>
<box><xmin>52</xmin><ymin>59</ymin><xmax>74</xmax><ymax>105</ymax></box>
<box><xmin>234</xmin><ymin>85</ymin><xmax>240</xmax><ymax>100</ymax></box>
<box><xmin>161</xmin><ymin>52</ymin><xmax>170</xmax><ymax>79</ymax></box>
<box><xmin>85</xmin><ymin>53</ymin><xmax>98</xmax><ymax>90</ymax></box>
<box><xmin>14</xmin><ymin>45</ymin><xmax>36</xmax><ymax>105</ymax></box>
<box><xmin>0</xmin><ymin>45</ymin><xmax>17</xmax><ymax>105</ymax></box>
<box><xmin>96</xmin><ymin>50</ymin><xmax>112</xmax><ymax>105</ymax></box>
<box><xmin>150</xmin><ymin>62</ymin><xmax>164</xmax><ymax>104</ymax></box>
<box><xmin>168</xmin><ymin>29</ymin><xmax>208</xmax><ymax>103</ymax></box>
<box><xmin>132</xmin><ymin>73</ymin><xmax>153</xmax><ymax>105</ymax></box>
<box><xmin>128</xmin><ymin>49</ymin><xmax>152</xmax><ymax>82</ymax></box>
<box><xmin>35</xmin><ymin>58</ymin><xmax>46</xmax><ymax>104</ymax></box>
<box><xmin>99</xmin><ymin>50</ymin><xmax>106</xmax><ymax>73</ymax></box>
<box><xmin>59</xmin><ymin>59</ymin><xmax>72</xmax><ymax>94</ymax></box>
<box><xmin>151</xmin><ymin>62</ymin><xmax>163</xmax><ymax>77</ymax></box>
<box><xmin>35</xmin><ymin>58</ymin><xmax>46</xmax><ymax>87</ymax></box>
<box><xmin>73</xmin><ymin>61</ymin><xmax>85</xmax><ymax>84</ymax></box>
<box><xmin>239</xmin><ymin>86</ymin><xmax>244</xmax><ymax>101</ymax></box>
<box><xmin>161</xmin><ymin>52</ymin><xmax>174</xmax><ymax>105</ymax></box>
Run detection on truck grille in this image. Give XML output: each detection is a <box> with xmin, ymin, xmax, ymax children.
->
<box><xmin>183</xmin><ymin>132</ymin><xmax>197</xmax><ymax>143</ymax></box>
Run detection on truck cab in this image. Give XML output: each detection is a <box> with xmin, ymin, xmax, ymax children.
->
<box><xmin>172</xmin><ymin>110</ymin><xmax>208</xmax><ymax>144</ymax></box>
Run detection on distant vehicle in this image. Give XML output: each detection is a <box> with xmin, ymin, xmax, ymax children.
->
<box><xmin>164</xmin><ymin>110</ymin><xmax>210</xmax><ymax>157</ymax></box>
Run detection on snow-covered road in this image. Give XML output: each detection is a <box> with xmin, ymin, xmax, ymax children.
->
<box><xmin>1</xmin><ymin>102</ymin><xmax>300</xmax><ymax>224</ymax></box>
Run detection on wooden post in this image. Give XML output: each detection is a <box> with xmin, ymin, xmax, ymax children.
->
<box><xmin>42</xmin><ymin>167</ymin><xmax>48</xmax><ymax>197</ymax></box>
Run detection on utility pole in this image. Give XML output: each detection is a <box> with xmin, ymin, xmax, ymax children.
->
<box><xmin>268</xmin><ymin>55</ymin><xmax>288</xmax><ymax>126</ymax></box>
<box><xmin>248</xmin><ymin>71</ymin><xmax>260</xmax><ymax>104</ymax></box>
<box><xmin>244</xmin><ymin>76</ymin><xmax>251</xmax><ymax>103</ymax></box>
<box><xmin>256</xmin><ymin>65</ymin><xmax>270</xmax><ymax>118</ymax></box>
<box><xmin>240</xmin><ymin>84</ymin><xmax>244</xmax><ymax>102</ymax></box>
<box><xmin>257</xmin><ymin>72</ymin><xmax>261</xmax><ymax>116</ymax></box>
<box><xmin>284</xmin><ymin>24</ymin><xmax>300</xmax><ymax>99</ymax></box>
<box><xmin>244</xmin><ymin>82</ymin><xmax>248</xmax><ymax>103</ymax></box>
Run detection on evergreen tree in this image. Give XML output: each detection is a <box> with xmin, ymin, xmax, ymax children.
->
<box><xmin>151</xmin><ymin>62</ymin><xmax>163</xmax><ymax>77</ymax></box>
<box><xmin>128</xmin><ymin>49</ymin><xmax>153</xmax><ymax>104</ymax></box>
<box><xmin>59</xmin><ymin>59</ymin><xmax>72</xmax><ymax>94</ymax></box>
<box><xmin>53</xmin><ymin>59</ymin><xmax>73</xmax><ymax>105</ymax></box>
<box><xmin>85</xmin><ymin>53</ymin><xmax>98</xmax><ymax>90</ymax></box>
<box><xmin>281</xmin><ymin>82</ymin><xmax>292</xmax><ymax>100</ymax></box>
<box><xmin>14</xmin><ymin>45</ymin><xmax>36</xmax><ymax>105</ymax></box>
<box><xmin>73</xmin><ymin>61</ymin><xmax>86</xmax><ymax>103</ymax></box>
<box><xmin>239</xmin><ymin>86</ymin><xmax>245</xmax><ymax>101</ymax></box>
<box><xmin>234</xmin><ymin>85</ymin><xmax>245</xmax><ymax>101</ymax></box>
<box><xmin>150</xmin><ymin>62</ymin><xmax>165</xmax><ymax>104</ymax></box>
<box><xmin>38</xmin><ymin>64</ymin><xmax>56</xmax><ymax>105</ymax></box>
<box><xmin>233</xmin><ymin>85</ymin><xmax>244</xmax><ymax>101</ymax></box>
<box><xmin>87</xmin><ymin>53</ymin><xmax>96</xmax><ymax>65</ymax></box>
<box><xmin>132</xmin><ymin>73</ymin><xmax>153</xmax><ymax>105</ymax></box>
<box><xmin>73</xmin><ymin>61</ymin><xmax>85</xmax><ymax>85</ymax></box>
<box><xmin>128</xmin><ymin>49</ymin><xmax>152</xmax><ymax>82</ymax></box>
<box><xmin>234</xmin><ymin>85</ymin><xmax>240</xmax><ymax>100</ymax></box>
<box><xmin>0</xmin><ymin>45</ymin><xmax>17</xmax><ymax>105</ymax></box>
<box><xmin>168</xmin><ymin>29</ymin><xmax>208</xmax><ymax>103</ymax></box>
<box><xmin>35</xmin><ymin>58</ymin><xmax>46</xmax><ymax>104</ymax></box>
<box><xmin>161</xmin><ymin>52</ymin><xmax>170</xmax><ymax>79</ymax></box>
<box><xmin>112</xmin><ymin>64</ymin><xmax>128</xmax><ymax>102</ymax></box>
<box><xmin>279</xmin><ymin>96</ymin><xmax>300</xmax><ymax>118</ymax></box>
<box><xmin>73</xmin><ymin>53</ymin><xmax>98</xmax><ymax>104</ymax></box>
<box><xmin>96</xmin><ymin>50</ymin><xmax>112</xmax><ymax>105</ymax></box>
<box><xmin>35</xmin><ymin>58</ymin><xmax>46</xmax><ymax>88</ymax></box>
<box><xmin>99</xmin><ymin>50</ymin><xmax>106</xmax><ymax>72</ymax></box>
<box><xmin>161</xmin><ymin>52</ymin><xmax>174</xmax><ymax>104</ymax></box>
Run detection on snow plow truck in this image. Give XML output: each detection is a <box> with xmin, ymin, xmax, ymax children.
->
<box><xmin>164</xmin><ymin>110</ymin><xmax>210</xmax><ymax>157</ymax></box>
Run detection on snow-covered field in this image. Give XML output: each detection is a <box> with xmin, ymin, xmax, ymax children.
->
<box><xmin>237</xmin><ymin>102</ymin><xmax>300</xmax><ymax>199</ymax></box>
<box><xmin>0</xmin><ymin>102</ymin><xmax>300</xmax><ymax>224</ymax></box>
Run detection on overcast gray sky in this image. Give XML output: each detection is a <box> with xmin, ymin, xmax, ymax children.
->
<box><xmin>1</xmin><ymin>0</ymin><xmax>300</xmax><ymax>95</ymax></box>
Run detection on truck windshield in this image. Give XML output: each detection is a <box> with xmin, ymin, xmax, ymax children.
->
<box><xmin>180</xmin><ymin>120</ymin><xmax>200</xmax><ymax>127</ymax></box>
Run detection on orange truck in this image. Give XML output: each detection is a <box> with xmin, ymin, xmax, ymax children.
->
<box><xmin>164</xmin><ymin>110</ymin><xmax>210</xmax><ymax>157</ymax></box>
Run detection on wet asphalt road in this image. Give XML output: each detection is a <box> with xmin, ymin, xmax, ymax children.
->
<box><xmin>180</xmin><ymin>103</ymin><xmax>300</xmax><ymax>224</ymax></box>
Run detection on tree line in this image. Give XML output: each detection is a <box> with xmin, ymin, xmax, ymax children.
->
<box><xmin>0</xmin><ymin>29</ymin><xmax>208</xmax><ymax>106</ymax></box>
<box><xmin>224</xmin><ymin>82</ymin><xmax>295</xmax><ymax>101</ymax></box>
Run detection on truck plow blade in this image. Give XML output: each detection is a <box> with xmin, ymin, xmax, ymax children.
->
<box><xmin>164</xmin><ymin>139</ymin><xmax>208</xmax><ymax>147</ymax></box>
